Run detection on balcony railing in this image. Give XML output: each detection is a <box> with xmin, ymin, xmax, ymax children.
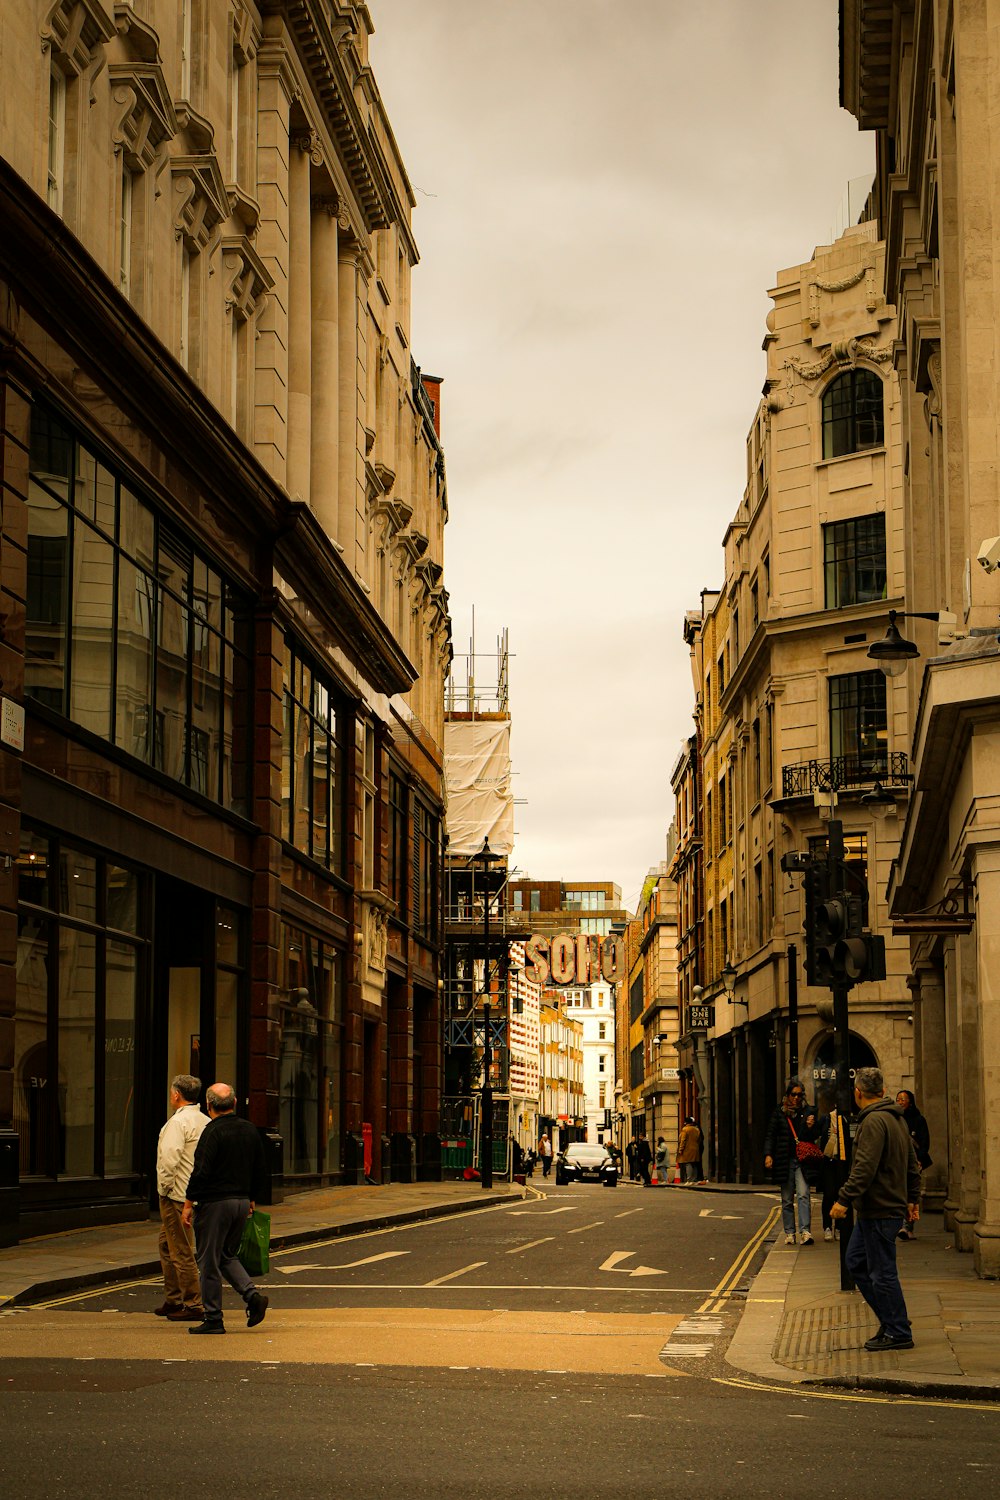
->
<box><xmin>781</xmin><ymin>752</ymin><xmax>910</xmax><ymax>799</ymax></box>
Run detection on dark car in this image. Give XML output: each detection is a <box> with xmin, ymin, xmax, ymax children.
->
<box><xmin>555</xmin><ymin>1142</ymin><xmax>617</xmax><ymax>1186</ymax></box>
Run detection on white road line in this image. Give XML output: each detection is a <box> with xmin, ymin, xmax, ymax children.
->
<box><xmin>277</xmin><ymin>1251</ymin><xmax>409</xmax><ymax>1273</ymax></box>
<box><xmin>252</xmin><ymin>1282</ymin><xmax>716</xmax><ymax>1293</ymax></box>
<box><xmin>613</xmin><ymin>1208</ymin><xmax>645</xmax><ymax>1218</ymax></box>
<box><xmin>424</xmin><ymin>1261</ymin><xmax>487</xmax><ymax>1286</ymax></box>
<box><xmin>566</xmin><ymin>1221</ymin><xmax>605</xmax><ymax>1235</ymax></box>
<box><xmin>505</xmin><ymin>1237</ymin><xmax>555</xmax><ymax>1254</ymax></box>
<box><xmin>660</xmin><ymin>1344</ymin><xmax>714</xmax><ymax>1358</ymax></box>
<box><xmin>507</xmin><ymin>1206</ymin><xmax>577</xmax><ymax>1216</ymax></box>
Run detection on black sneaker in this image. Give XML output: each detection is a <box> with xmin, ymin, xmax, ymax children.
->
<box><xmin>246</xmin><ymin>1292</ymin><xmax>269</xmax><ymax>1329</ymax></box>
<box><xmin>188</xmin><ymin>1320</ymin><xmax>226</xmax><ymax>1335</ymax></box>
<box><xmin>864</xmin><ymin>1333</ymin><xmax>914</xmax><ymax>1352</ymax></box>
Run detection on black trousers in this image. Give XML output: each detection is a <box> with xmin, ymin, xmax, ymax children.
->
<box><xmin>193</xmin><ymin>1197</ymin><xmax>256</xmax><ymax>1324</ymax></box>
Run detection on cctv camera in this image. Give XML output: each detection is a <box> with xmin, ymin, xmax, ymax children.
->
<box><xmin>978</xmin><ymin>536</ymin><xmax>1000</xmax><ymax>572</ymax></box>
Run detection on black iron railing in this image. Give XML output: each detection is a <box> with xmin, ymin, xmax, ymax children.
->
<box><xmin>781</xmin><ymin>752</ymin><xmax>910</xmax><ymax>799</ymax></box>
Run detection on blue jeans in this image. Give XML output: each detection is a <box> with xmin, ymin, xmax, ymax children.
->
<box><xmin>780</xmin><ymin>1163</ymin><xmax>811</xmax><ymax>1235</ymax></box>
<box><xmin>845</xmin><ymin>1216</ymin><xmax>910</xmax><ymax>1340</ymax></box>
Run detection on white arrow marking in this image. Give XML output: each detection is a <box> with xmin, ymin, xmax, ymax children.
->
<box><xmin>276</xmin><ymin>1251</ymin><xmax>408</xmax><ymax>1274</ymax></box>
<box><xmin>599</xmin><ymin>1250</ymin><xmax>667</xmax><ymax>1278</ymax></box>
<box><xmin>698</xmin><ymin>1209</ymin><xmax>742</xmax><ymax>1219</ymax></box>
<box><xmin>507</xmin><ymin>1206</ymin><xmax>577</xmax><ymax>1215</ymax></box>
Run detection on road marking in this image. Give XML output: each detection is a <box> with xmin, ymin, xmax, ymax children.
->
<box><xmin>599</xmin><ymin>1251</ymin><xmax>667</xmax><ymax>1278</ymax></box>
<box><xmin>660</xmin><ymin>1343</ymin><xmax>715</xmax><ymax>1358</ymax></box>
<box><xmin>698</xmin><ymin>1209</ymin><xmax>742</xmax><ymax>1220</ymax></box>
<box><xmin>277</xmin><ymin>1252</ymin><xmax>409</xmax><ymax>1273</ymax></box>
<box><xmin>424</xmin><ymin>1261</ymin><xmax>487</xmax><ymax>1286</ymax></box>
<box><xmin>507</xmin><ymin>1207</ymin><xmax>577</xmax><ymax>1216</ymax></box>
<box><xmin>673</xmin><ymin>1317</ymin><xmax>725</xmax><ymax>1336</ymax></box>
<box><xmin>566</xmin><ymin>1221</ymin><xmax>605</xmax><ymax>1235</ymax></box>
<box><xmin>613</xmin><ymin>1209</ymin><xmax>645</xmax><ymax>1219</ymax></box>
<box><xmin>506</xmin><ymin>1237</ymin><xmax>555</xmax><ymax>1254</ymax></box>
<box><xmin>714</xmin><ymin>1375</ymin><xmax>1000</xmax><ymax>1412</ymax></box>
<box><xmin>698</xmin><ymin>1205</ymin><xmax>781</xmax><ymax>1314</ymax></box>
<box><xmin>228</xmin><ymin>1282</ymin><xmax>714</xmax><ymax>1293</ymax></box>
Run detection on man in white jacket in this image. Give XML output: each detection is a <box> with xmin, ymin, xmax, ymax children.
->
<box><xmin>155</xmin><ymin>1075</ymin><xmax>209</xmax><ymax>1321</ymax></box>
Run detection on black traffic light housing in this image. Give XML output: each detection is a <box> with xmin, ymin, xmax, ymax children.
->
<box><xmin>800</xmin><ymin>835</ymin><xmax>888</xmax><ymax>989</ymax></box>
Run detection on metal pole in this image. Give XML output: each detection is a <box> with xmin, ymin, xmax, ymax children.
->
<box><xmin>828</xmin><ymin>819</ymin><xmax>854</xmax><ymax>1291</ymax></box>
<box><xmin>787</xmin><ymin>943</ymin><xmax>799</xmax><ymax>1079</ymax></box>
<box><xmin>480</xmin><ymin>852</ymin><xmax>493</xmax><ymax>1190</ymax></box>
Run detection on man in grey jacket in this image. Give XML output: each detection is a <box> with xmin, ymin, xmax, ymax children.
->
<box><xmin>155</xmin><ymin>1074</ymin><xmax>208</xmax><ymax>1321</ymax></box>
<box><xmin>830</xmin><ymin>1066</ymin><xmax>921</xmax><ymax>1352</ymax></box>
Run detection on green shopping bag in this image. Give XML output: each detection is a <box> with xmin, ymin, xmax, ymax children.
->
<box><xmin>237</xmin><ymin>1209</ymin><xmax>270</xmax><ymax>1276</ymax></box>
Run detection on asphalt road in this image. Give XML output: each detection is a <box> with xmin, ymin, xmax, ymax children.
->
<box><xmin>1</xmin><ymin>1185</ymin><xmax>997</xmax><ymax>1496</ymax></box>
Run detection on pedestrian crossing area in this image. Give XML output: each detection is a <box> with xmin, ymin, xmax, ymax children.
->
<box><xmin>659</xmin><ymin>1314</ymin><xmax>726</xmax><ymax>1360</ymax></box>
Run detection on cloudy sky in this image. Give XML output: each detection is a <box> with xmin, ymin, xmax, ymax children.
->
<box><xmin>370</xmin><ymin>1</ymin><xmax>874</xmax><ymax>913</ymax></box>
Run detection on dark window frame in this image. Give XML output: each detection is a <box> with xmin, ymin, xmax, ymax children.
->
<box><xmin>823</xmin><ymin>513</ymin><xmax>887</xmax><ymax>608</ymax></box>
<box><xmin>821</xmin><ymin>369</ymin><xmax>885</xmax><ymax>459</ymax></box>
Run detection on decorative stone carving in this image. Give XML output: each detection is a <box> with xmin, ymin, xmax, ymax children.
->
<box><xmin>171</xmin><ymin>152</ymin><xmax>229</xmax><ymax>253</ymax></box>
<box><xmin>784</xmin><ymin>336</ymin><xmax>893</xmax><ymax>384</ymax></box>
<box><xmin>222</xmin><ymin>235</ymin><xmax>273</xmax><ymax>322</ymax></box>
<box><xmin>807</xmin><ymin>259</ymin><xmax>880</xmax><ymax>327</ymax></box>
<box><xmin>292</xmin><ymin>127</ymin><xmax>324</xmax><ymax>167</ymax></box>
<box><xmin>41</xmin><ymin>0</ymin><xmax>115</xmax><ymax>95</ymax></box>
<box><xmin>109</xmin><ymin>64</ymin><xmax>176</xmax><ymax>171</ymax></box>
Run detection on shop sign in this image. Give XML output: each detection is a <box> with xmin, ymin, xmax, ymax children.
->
<box><xmin>523</xmin><ymin>932</ymin><xmax>626</xmax><ymax>986</ymax></box>
<box><xmin>688</xmin><ymin>1003</ymin><xmax>714</xmax><ymax>1030</ymax></box>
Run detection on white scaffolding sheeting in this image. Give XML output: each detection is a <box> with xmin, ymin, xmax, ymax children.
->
<box><xmin>444</xmin><ymin>718</ymin><xmax>514</xmax><ymax>856</ymax></box>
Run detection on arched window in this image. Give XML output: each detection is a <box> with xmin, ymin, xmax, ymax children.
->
<box><xmin>821</xmin><ymin>368</ymin><xmax>884</xmax><ymax>458</ymax></box>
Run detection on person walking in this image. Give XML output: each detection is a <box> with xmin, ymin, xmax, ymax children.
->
<box><xmin>636</xmin><ymin>1132</ymin><xmax>653</xmax><ymax>1187</ymax></box>
<box><xmin>654</xmin><ymin>1136</ymin><xmax>669</xmax><ymax>1185</ymax></box>
<box><xmin>763</xmin><ymin>1080</ymin><xmax>814</xmax><ymax>1245</ymax></box>
<box><xmin>182</xmin><ymin>1082</ymin><xmax>269</xmax><ymax>1336</ymax></box>
<box><xmin>154</xmin><ymin>1074</ymin><xmax>209</xmax><ymax>1321</ymax></box>
<box><xmin>676</xmin><ymin>1117</ymin><xmax>701</xmax><ymax>1184</ymax></box>
<box><xmin>818</xmin><ymin>1091</ymin><xmax>844</xmax><ymax>1241</ymax></box>
<box><xmin>625</xmin><ymin>1138</ymin><xmax>638</xmax><ymax>1181</ymax></box>
<box><xmin>539</xmin><ymin>1133</ymin><xmax>553</xmax><ymax>1177</ymax></box>
<box><xmin>894</xmin><ymin>1089</ymin><xmax>932</xmax><ymax>1239</ymax></box>
<box><xmin>830</xmin><ymin>1067</ymin><xmax>921</xmax><ymax>1352</ymax></box>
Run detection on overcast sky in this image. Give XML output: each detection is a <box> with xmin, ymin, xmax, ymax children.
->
<box><xmin>370</xmin><ymin>1</ymin><xmax>874</xmax><ymax>914</ymax></box>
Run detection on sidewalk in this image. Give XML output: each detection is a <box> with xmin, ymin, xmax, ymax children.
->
<box><xmin>726</xmin><ymin>1208</ymin><xmax>1000</xmax><ymax>1400</ymax></box>
<box><xmin>0</xmin><ymin>1179</ymin><xmax>525</xmax><ymax>1308</ymax></box>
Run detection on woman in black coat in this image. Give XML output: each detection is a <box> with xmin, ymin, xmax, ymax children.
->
<box><xmin>895</xmin><ymin>1089</ymin><xmax>931</xmax><ymax>1238</ymax></box>
<box><xmin>763</xmin><ymin>1080</ymin><xmax>816</xmax><ymax>1246</ymax></box>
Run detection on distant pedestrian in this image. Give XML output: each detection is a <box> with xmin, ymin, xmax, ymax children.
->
<box><xmin>654</xmin><ymin>1136</ymin><xmax>668</xmax><ymax>1184</ymax></box>
<box><xmin>182</xmin><ymin>1082</ymin><xmax>269</xmax><ymax>1336</ymax></box>
<box><xmin>830</xmin><ymin>1067</ymin><xmax>921</xmax><ymax>1352</ymax></box>
<box><xmin>818</xmin><ymin>1091</ymin><xmax>843</xmax><ymax>1240</ymax></box>
<box><xmin>636</xmin><ymin>1132</ymin><xmax>653</xmax><ymax>1187</ymax></box>
<box><xmin>676</xmin><ymin>1117</ymin><xmax>701</xmax><ymax>1184</ymax></box>
<box><xmin>763</xmin><ymin>1079</ymin><xmax>814</xmax><ymax>1245</ymax></box>
<box><xmin>625</xmin><ymin>1139</ymin><xmax>639</xmax><ymax>1181</ymax></box>
<box><xmin>895</xmin><ymin>1089</ymin><xmax>931</xmax><ymax>1239</ymax></box>
<box><xmin>155</xmin><ymin>1074</ymin><xmax>208</xmax><ymax>1321</ymax></box>
<box><xmin>539</xmin><ymin>1134</ymin><xmax>553</xmax><ymax>1177</ymax></box>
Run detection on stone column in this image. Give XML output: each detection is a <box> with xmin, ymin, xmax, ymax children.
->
<box><xmin>911</xmin><ymin>960</ymin><xmax>948</xmax><ymax>1214</ymax></box>
<box><xmin>951</xmin><ymin>933</ymin><xmax>981</xmax><ymax>1253</ymax></box>
<box><xmin>286</xmin><ymin>133</ymin><xmax>313</xmax><ymax>503</ymax></box>
<box><xmin>973</xmin><ymin>849</ymin><xmax>1000</xmax><ymax>1277</ymax></box>
<box><xmin>309</xmin><ymin>196</ymin><xmax>340</xmax><ymax>539</ymax></box>
<box><xmin>337</xmin><ymin>244</ymin><xmax>365</xmax><ymax>567</ymax></box>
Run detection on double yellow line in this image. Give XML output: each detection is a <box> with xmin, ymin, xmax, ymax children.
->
<box><xmin>698</xmin><ymin>1204</ymin><xmax>780</xmax><ymax>1314</ymax></box>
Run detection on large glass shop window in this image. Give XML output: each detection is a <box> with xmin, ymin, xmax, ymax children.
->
<box><xmin>281</xmin><ymin>642</ymin><xmax>344</xmax><ymax>871</ymax></box>
<box><xmin>13</xmin><ymin>831</ymin><xmax>147</xmax><ymax>1181</ymax></box>
<box><xmin>278</xmin><ymin>924</ymin><xmax>343</xmax><ymax>1177</ymax></box>
<box><xmin>25</xmin><ymin>405</ymin><xmax>252</xmax><ymax>813</ymax></box>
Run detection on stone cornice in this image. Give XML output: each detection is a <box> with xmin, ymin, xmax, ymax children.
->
<box><xmin>261</xmin><ymin>0</ymin><xmax>396</xmax><ymax>234</ymax></box>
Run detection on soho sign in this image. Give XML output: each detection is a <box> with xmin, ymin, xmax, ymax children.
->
<box><xmin>523</xmin><ymin>933</ymin><xmax>626</xmax><ymax>986</ymax></box>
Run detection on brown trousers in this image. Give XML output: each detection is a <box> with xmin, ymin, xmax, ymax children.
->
<box><xmin>158</xmin><ymin>1195</ymin><xmax>203</xmax><ymax>1311</ymax></box>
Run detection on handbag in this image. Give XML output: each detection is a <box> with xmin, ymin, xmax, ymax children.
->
<box><xmin>789</xmin><ymin>1119</ymin><xmax>823</xmax><ymax>1165</ymax></box>
<box><xmin>237</xmin><ymin>1208</ymin><xmax>271</xmax><ymax>1276</ymax></box>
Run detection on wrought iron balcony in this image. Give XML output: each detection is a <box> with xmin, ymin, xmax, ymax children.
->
<box><xmin>781</xmin><ymin>752</ymin><xmax>910</xmax><ymax>799</ymax></box>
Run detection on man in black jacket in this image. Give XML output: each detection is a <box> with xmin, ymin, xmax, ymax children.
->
<box><xmin>830</xmin><ymin>1067</ymin><xmax>921</xmax><ymax>1352</ymax></box>
<box><xmin>182</xmin><ymin>1082</ymin><xmax>268</xmax><ymax>1335</ymax></box>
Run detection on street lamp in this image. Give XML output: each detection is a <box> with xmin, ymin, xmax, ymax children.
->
<box><xmin>473</xmin><ymin>837</ymin><xmax>505</xmax><ymax>1190</ymax></box>
<box><xmin>867</xmin><ymin>610</ymin><xmax>959</xmax><ymax>677</ymax></box>
<box><xmin>721</xmin><ymin>959</ymin><xmax>737</xmax><ymax>997</ymax></box>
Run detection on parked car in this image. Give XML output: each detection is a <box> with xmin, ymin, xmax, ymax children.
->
<box><xmin>555</xmin><ymin>1142</ymin><xmax>617</xmax><ymax>1186</ymax></box>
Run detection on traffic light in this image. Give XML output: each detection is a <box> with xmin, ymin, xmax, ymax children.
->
<box><xmin>803</xmin><ymin>859</ymin><xmax>828</xmax><ymax>986</ymax></box>
<box><xmin>813</xmin><ymin>896</ymin><xmax>848</xmax><ymax>985</ymax></box>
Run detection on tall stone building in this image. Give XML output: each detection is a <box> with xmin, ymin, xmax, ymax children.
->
<box><xmin>0</xmin><ymin>2</ymin><xmax>450</xmax><ymax>1239</ymax></box>
<box><xmin>616</xmin><ymin>867</ymin><xmax>678</xmax><ymax>1165</ymax></box>
<box><xmin>841</xmin><ymin>2</ymin><xmax>1000</xmax><ymax>1275</ymax></box>
<box><xmin>676</xmin><ymin>225</ymin><xmax>922</xmax><ymax>1183</ymax></box>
